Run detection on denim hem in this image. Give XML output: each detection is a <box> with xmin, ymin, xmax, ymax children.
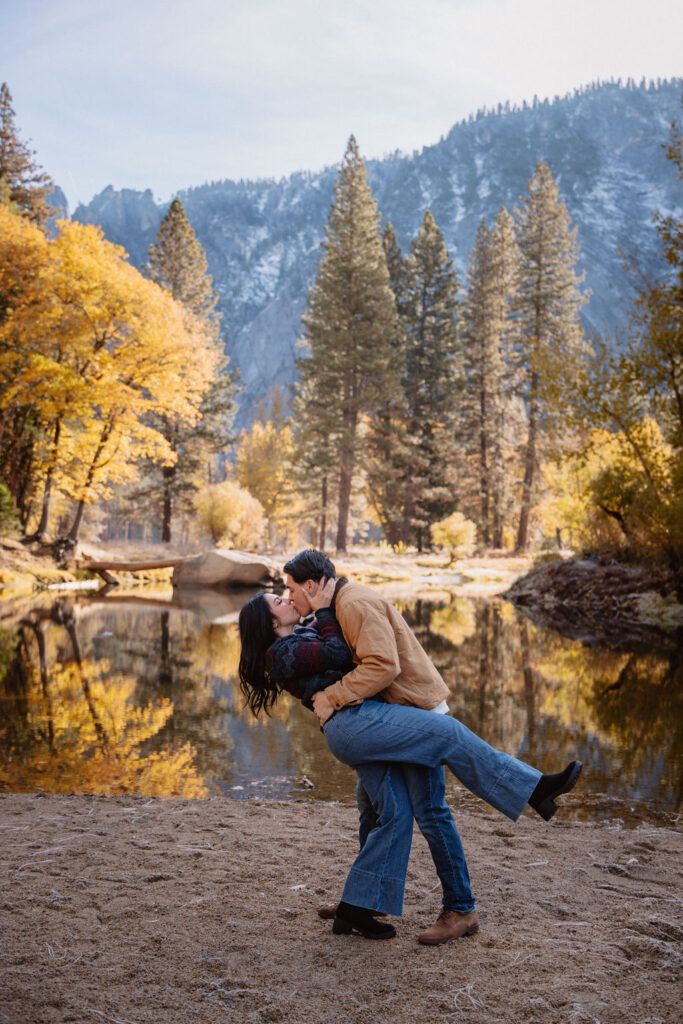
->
<box><xmin>341</xmin><ymin>866</ymin><xmax>405</xmax><ymax>917</ymax></box>
<box><xmin>442</xmin><ymin>900</ymin><xmax>476</xmax><ymax>914</ymax></box>
<box><xmin>484</xmin><ymin>759</ymin><xmax>541</xmax><ymax>821</ymax></box>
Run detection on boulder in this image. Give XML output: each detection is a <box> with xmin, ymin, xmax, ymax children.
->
<box><xmin>171</xmin><ymin>587</ymin><xmax>261</xmax><ymax>623</ymax></box>
<box><xmin>172</xmin><ymin>549</ymin><xmax>283</xmax><ymax>589</ymax></box>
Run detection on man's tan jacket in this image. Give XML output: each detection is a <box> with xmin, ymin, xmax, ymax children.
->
<box><xmin>323</xmin><ymin>580</ymin><xmax>449</xmax><ymax>711</ymax></box>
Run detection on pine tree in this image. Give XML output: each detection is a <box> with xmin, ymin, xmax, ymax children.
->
<box><xmin>382</xmin><ymin>222</ymin><xmax>410</xmax><ymax>318</ymax></box>
<box><xmin>514</xmin><ymin>162</ymin><xmax>588</xmax><ymax>551</ymax></box>
<box><xmin>402</xmin><ymin>210</ymin><xmax>461</xmax><ymax>549</ymax></box>
<box><xmin>297</xmin><ymin>136</ymin><xmax>400</xmax><ymax>552</ymax></box>
<box><xmin>0</xmin><ymin>84</ymin><xmax>53</xmax><ymax>227</ymax></box>
<box><xmin>364</xmin><ymin>222</ymin><xmax>411</xmax><ymax>546</ymax></box>
<box><xmin>146</xmin><ymin>198</ymin><xmax>220</xmax><ymax>333</ymax></box>
<box><xmin>462</xmin><ymin>209</ymin><xmax>520</xmax><ymax>546</ymax></box>
<box><xmin>144</xmin><ymin>197</ymin><xmax>236</xmax><ymax>541</ymax></box>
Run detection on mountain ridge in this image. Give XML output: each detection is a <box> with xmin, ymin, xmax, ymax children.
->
<box><xmin>71</xmin><ymin>79</ymin><xmax>683</xmax><ymax>426</ymax></box>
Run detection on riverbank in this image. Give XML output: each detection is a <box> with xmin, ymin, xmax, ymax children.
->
<box><xmin>506</xmin><ymin>556</ymin><xmax>683</xmax><ymax>650</ymax></box>
<box><xmin>2</xmin><ymin>793</ymin><xmax>681</xmax><ymax>1024</ymax></box>
<box><xmin>0</xmin><ymin>539</ymin><xmax>530</xmax><ymax>598</ymax></box>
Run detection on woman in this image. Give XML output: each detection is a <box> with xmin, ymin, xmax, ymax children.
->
<box><xmin>238</xmin><ymin>582</ymin><xmax>582</xmax><ymax>940</ymax></box>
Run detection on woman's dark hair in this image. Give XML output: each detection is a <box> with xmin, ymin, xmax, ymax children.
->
<box><xmin>238</xmin><ymin>594</ymin><xmax>280</xmax><ymax>718</ymax></box>
<box><xmin>283</xmin><ymin>548</ymin><xmax>335</xmax><ymax>583</ymax></box>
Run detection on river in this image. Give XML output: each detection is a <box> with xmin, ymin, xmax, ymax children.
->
<box><xmin>0</xmin><ymin>586</ymin><xmax>680</xmax><ymax>824</ymax></box>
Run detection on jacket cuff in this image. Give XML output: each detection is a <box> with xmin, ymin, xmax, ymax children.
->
<box><xmin>324</xmin><ymin>680</ymin><xmax>348</xmax><ymax>710</ymax></box>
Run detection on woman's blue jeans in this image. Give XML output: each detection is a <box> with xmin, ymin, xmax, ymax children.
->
<box><xmin>325</xmin><ymin>701</ymin><xmax>542</xmax><ymax>916</ymax></box>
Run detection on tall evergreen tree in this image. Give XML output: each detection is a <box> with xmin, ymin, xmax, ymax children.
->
<box><xmin>462</xmin><ymin>209</ymin><xmax>520</xmax><ymax>546</ymax></box>
<box><xmin>364</xmin><ymin>222</ymin><xmax>411</xmax><ymax>546</ymax></box>
<box><xmin>382</xmin><ymin>222</ymin><xmax>410</xmax><ymax>318</ymax></box>
<box><xmin>402</xmin><ymin>210</ymin><xmax>461</xmax><ymax>549</ymax></box>
<box><xmin>514</xmin><ymin>161</ymin><xmax>588</xmax><ymax>551</ymax></box>
<box><xmin>144</xmin><ymin>197</ymin><xmax>236</xmax><ymax>541</ymax></box>
<box><xmin>0</xmin><ymin>84</ymin><xmax>53</xmax><ymax>228</ymax></box>
<box><xmin>147</xmin><ymin>198</ymin><xmax>220</xmax><ymax>333</ymax></box>
<box><xmin>297</xmin><ymin>136</ymin><xmax>400</xmax><ymax>551</ymax></box>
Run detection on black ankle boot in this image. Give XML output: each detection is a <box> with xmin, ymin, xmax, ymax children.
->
<box><xmin>529</xmin><ymin>761</ymin><xmax>583</xmax><ymax>821</ymax></box>
<box><xmin>332</xmin><ymin>901</ymin><xmax>396</xmax><ymax>940</ymax></box>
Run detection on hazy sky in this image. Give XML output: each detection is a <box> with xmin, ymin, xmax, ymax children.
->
<box><xmin>2</xmin><ymin>0</ymin><xmax>682</xmax><ymax>209</ymax></box>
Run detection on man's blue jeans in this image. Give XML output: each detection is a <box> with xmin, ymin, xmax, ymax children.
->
<box><xmin>356</xmin><ymin>765</ymin><xmax>475</xmax><ymax>915</ymax></box>
<box><xmin>326</xmin><ymin>701</ymin><xmax>542</xmax><ymax>916</ymax></box>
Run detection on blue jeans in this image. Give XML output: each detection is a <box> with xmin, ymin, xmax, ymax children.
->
<box><xmin>356</xmin><ymin>765</ymin><xmax>475</xmax><ymax>914</ymax></box>
<box><xmin>326</xmin><ymin>701</ymin><xmax>541</xmax><ymax>819</ymax></box>
<box><xmin>340</xmin><ymin>763</ymin><xmax>414</xmax><ymax>916</ymax></box>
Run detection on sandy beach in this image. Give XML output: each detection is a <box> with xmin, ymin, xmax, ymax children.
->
<box><xmin>1</xmin><ymin>793</ymin><xmax>681</xmax><ymax>1024</ymax></box>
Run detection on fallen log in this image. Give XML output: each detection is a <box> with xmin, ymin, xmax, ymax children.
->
<box><xmin>75</xmin><ymin>556</ymin><xmax>192</xmax><ymax>586</ymax></box>
<box><xmin>77</xmin><ymin>557</ymin><xmax>190</xmax><ymax>572</ymax></box>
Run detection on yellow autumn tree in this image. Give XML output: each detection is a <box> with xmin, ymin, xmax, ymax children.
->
<box><xmin>431</xmin><ymin>511</ymin><xmax>477</xmax><ymax>563</ymax></box>
<box><xmin>195</xmin><ymin>480</ymin><xmax>266</xmax><ymax>549</ymax></box>
<box><xmin>545</xmin><ymin>418</ymin><xmax>680</xmax><ymax>558</ymax></box>
<box><xmin>536</xmin><ymin>429</ymin><xmax>622</xmax><ymax>551</ymax></box>
<box><xmin>0</xmin><ymin>206</ymin><xmax>53</xmax><ymax>525</ymax></box>
<box><xmin>236</xmin><ymin>418</ymin><xmax>296</xmax><ymax>545</ymax></box>
<box><xmin>0</xmin><ymin>209</ymin><xmax>219</xmax><ymax>542</ymax></box>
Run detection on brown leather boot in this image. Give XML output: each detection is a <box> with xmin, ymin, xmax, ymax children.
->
<box><xmin>317</xmin><ymin>903</ymin><xmax>339</xmax><ymax>920</ymax></box>
<box><xmin>318</xmin><ymin>903</ymin><xmax>386</xmax><ymax>920</ymax></box>
<box><xmin>418</xmin><ymin>909</ymin><xmax>479</xmax><ymax>945</ymax></box>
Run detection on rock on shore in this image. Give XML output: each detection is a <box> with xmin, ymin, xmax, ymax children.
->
<box><xmin>505</xmin><ymin>557</ymin><xmax>683</xmax><ymax>650</ymax></box>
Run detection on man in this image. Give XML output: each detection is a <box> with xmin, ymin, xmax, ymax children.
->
<box><xmin>283</xmin><ymin>548</ymin><xmax>480</xmax><ymax>946</ymax></box>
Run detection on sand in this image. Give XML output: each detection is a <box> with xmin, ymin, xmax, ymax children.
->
<box><xmin>1</xmin><ymin>793</ymin><xmax>681</xmax><ymax>1024</ymax></box>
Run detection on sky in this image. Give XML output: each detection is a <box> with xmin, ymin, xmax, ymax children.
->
<box><xmin>2</xmin><ymin>0</ymin><xmax>682</xmax><ymax>210</ymax></box>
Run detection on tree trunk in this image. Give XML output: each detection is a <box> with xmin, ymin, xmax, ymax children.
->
<box><xmin>67</xmin><ymin>423</ymin><xmax>112</xmax><ymax>542</ymax></box>
<box><xmin>35</xmin><ymin>418</ymin><xmax>62</xmax><ymax>540</ymax></box>
<box><xmin>480</xmin><ymin>390</ymin><xmax>490</xmax><ymax>545</ymax></box>
<box><xmin>336</xmin><ymin>409</ymin><xmax>357</xmax><ymax>552</ymax></box>
<box><xmin>162</xmin><ymin>464</ymin><xmax>175</xmax><ymax>543</ymax></box>
<box><xmin>336</xmin><ymin>463</ymin><xmax>352</xmax><ymax>552</ymax></box>
<box><xmin>492</xmin><ymin>512</ymin><xmax>503</xmax><ymax>550</ymax></box>
<box><xmin>516</xmin><ymin>379</ymin><xmax>538</xmax><ymax>552</ymax></box>
<box><xmin>319</xmin><ymin>475</ymin><xmax>328</xmax><ymax>550</ymax></box>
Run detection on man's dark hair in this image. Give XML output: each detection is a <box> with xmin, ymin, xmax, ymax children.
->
<box><xmin>283</xmin><ymin>549</ymin><xmax>336</xmax><ymax>583</ymax></box>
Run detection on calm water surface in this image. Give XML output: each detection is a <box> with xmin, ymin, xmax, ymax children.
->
<box><xmin>0</xmin><ymin>588</ymin><xmax>680</xmax><ymax>824</ymax></box>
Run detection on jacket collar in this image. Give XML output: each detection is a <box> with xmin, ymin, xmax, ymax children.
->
<box><xmin>331</xmin><ymin>576</ymin><xmax>348</xmax><ymax>612</ymax></box>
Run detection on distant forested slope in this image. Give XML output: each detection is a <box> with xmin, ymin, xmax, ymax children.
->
<box><xmin>72</xmin><ymin>79</ymin><xmax>682</xmax><ymax>425</ymax></box>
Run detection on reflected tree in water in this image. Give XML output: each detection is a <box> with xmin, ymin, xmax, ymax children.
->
<box><xmin>0</xmin><ymin>606</ymin><xmax>207</xmax><ymax>796</ymax></box>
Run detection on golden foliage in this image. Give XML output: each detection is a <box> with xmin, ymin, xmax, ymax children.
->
<box><xmin>0</xmin><ymin>208</ymin><xmax>219</xmax><ymax>533</ymax></box>
<box><xmin>431</xmin><ymin>511</ymin><xmax>477</xmax><ymax>560</ymax></box>
<box><xmin>236</xmin><ymin>420</ymin><xmax>293</xmax><ymax>517</ymax></box>
<box><xmin>195</xmin><ymin>480</ymin><xmax>266</xmax><ymax>548</ymax></box>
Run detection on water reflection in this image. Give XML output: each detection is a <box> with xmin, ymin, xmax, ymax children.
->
<box><xmin>0</xmin><ymin>590</ymin><xmax>680</xmax><ymax>821</ymax></box>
